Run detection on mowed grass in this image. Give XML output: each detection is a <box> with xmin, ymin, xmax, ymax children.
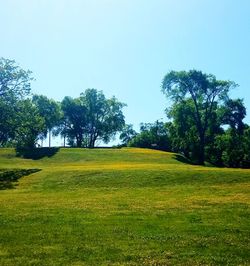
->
<box><xmin>0</xmin><ymin>148</ymin><xmax>249</xmax><ymax>266</ymax></box>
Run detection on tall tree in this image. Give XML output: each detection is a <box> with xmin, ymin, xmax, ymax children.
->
<box><xmin>162</xmin><ymin>70</ymin><xmax>236</xmax><ymax>164</ymax></box>
<box><xmin>0</xmin><ymin>98</ymin><xmax>16</xmax><ymax>145</ymax></box>
<box><xmin>243</xmin><ymin>126</ymin><xmax>250</xmax><ymax>167</ymax></box>
<box><xmin>218</xmin><ymin>99</ymin><xmax>247</xmax><ymax>167</ymax></box>
<box><xmin>119</xmin><ymin>124</ymin><xmax>137</xmax><ymax>146</ymax></box>
<box><xmin>15</xmin><ymin>99</ymin><xmax>46</xmax><ymax>150</ymax></box>
<box><xmin>0</xmin><ymin>58</ymin><xmax>33</xmax><ymax>100</ymax></box>
<box><xmin>61</xmin><ymin>96</ymin><xmax>87</xmax><ymax>147</ymax></box>
<box><xmin>80</xmin><ymin>89</ymin><xmax>126</xmax><ymax>148</ymax></box>
<box><xmin>0</xmin><ymin>58</ymin><xmax>33</xmax><ymax>146</ymax></box>
<box><xmin>60</xmin><ymin>89</ymin><xmax>125</xmax><ymax>148</ymax></box>
<box><xmin>32</xmin><ymin>95</ymin><xmax>61</xmax><ymax>147</ymax></box>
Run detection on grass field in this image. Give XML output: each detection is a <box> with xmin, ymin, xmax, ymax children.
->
<box><xmin>0</xmin><ymin>147</ymin><xmax>249</xmax><ymax>265</ymax></box>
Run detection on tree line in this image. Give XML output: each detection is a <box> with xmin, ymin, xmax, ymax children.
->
<box><xmin>0</xmin><ymin>58</ymin><xmax>125</xmax><ymax>151</ymax></box>
<box><xmin>121</xmin><ymin>70</ymin><xmax>250</xmax><ymax>168</ymax></box>
<box><xmin>1</xmin><ymin>58</ymin><xmax>249</xmax><ymax>167</ymax></box>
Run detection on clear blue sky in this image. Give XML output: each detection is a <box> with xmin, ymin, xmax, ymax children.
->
<box><xmin>1</xmin><ymin>0</ymin><xmax>250</xmax><ymax>135</ymax></box>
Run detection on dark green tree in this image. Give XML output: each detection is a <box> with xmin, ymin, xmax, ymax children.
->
<box><xmin>32</xmin><ymin>95</ymin><xmax>61</xmax><ymax>147</ymax></box>
<box><xmin>128</xmin><ymin>121</ymin><xmax>171</xmax><ymax>151</ymax></box>
<box><xmin>0</xmin><ymin>57</ymin><xmax>33</xmax><ymax>99</ymax></box>
<box><xmin>15</xmin><ymin>99</ymin><xmax>46</xmax><ymax>150</ymax></box>
<box><xmin>80</xmin><ymin>89</ymin><xmax>126</xmax><ymax>148</ymax></box>
<box><xmin>219</xmin><ymin>99</ymin><xmax>247</xmax><ymax>167</ymax></box>
<box><xmin>0</xmin><ymin>98</ymin><xmax>16</xmax><ymax>145</ymax></box>
<box><xmin>60</xmin><ymin>89</ymin><xmax>125</xmax><ymax>148</ymax></box>
<box><xmin>61</xmin><ymin>96</ymin><xmax>87</xmax><ymax>147</ymax></box>
<box><xmin>166</xmin><ymin>99</ymin><xmax>200</xmax><ymax>160</ymax></box>
<box><xmin>0</xmin><ymin>58</ymin><xmax>33</xmax><ymax>146</ymax></box>
<box><xmin>243</xmin><ymin>126</ymin><xmax>250</xmax><ymax>167</ymax></box>
<box><xmin>162</xmin><ymin>70</ymin><xmax>236</xmax><ymax>164</ymax></box>
<box><xmin>119</xmin><ymin>124</ymin><xmax>137</xmax><ymax>146</ymax></box>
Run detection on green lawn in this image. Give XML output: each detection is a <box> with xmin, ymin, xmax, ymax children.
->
<box><xmin>0</xmin><ymin>148</ymin><xmax>249</xmax><ymax>265</ymax></box>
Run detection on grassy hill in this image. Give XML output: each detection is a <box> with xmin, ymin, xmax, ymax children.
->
<box><xmin>0</xmin><ymin>148</ymin><xmax>249</xmax><ymax>265</ymax></box>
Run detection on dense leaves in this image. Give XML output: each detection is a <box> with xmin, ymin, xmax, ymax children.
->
<box><xmin>160</xmin><ymin>70</ymin><xmax>249</xmax><ymax>167</ymax></box>
<box><xmin>0</xmin><ymin>58</ymin><xmax>35</xmax><ymax>146</ymax></box>
<box><xmin>162</xmin><ymin>70</ymin><xmax>237</xmax><ymax>164</ymax></box>
<box><xmin>15</xmin><ymin>99</ymin><xmax>46</xmax><ymax>150</ymax></box>
<box><xmin>0</xmin><ymin>58</ymin><xmax>125</xmax><ymax>150</ymax></box>
<box><xmin>0</xmin><ymin>57</ymin><xmax>33</xmax><ymax>100</ymax></box>
<box><xmin>119</xmin><ymin>124</ymin><xmax>137</xmax><ymax>145</ymax></box>
<box><xmin>32</xmin><ymin>95</ymin><xmax>62</xmax><ymax>147</ymax></box>
<box><xmin>128</xmin><ymin>121</ymin><xmax>171</xmax><ymax>151</ymax></box>
<box><xmin>59</xmin><ymin>89</ymin><xmax>126</xmax><ymax>147</ymax></box>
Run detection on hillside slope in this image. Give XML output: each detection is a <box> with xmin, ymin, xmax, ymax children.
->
<box><xmin>0</xmin><ymin>148</ymin><xmax>249</xmax><ymax>265</ymax></box>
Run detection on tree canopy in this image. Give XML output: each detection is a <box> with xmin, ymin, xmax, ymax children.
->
<box><xmin>60</xmin><ymin>89</ymin><xmax>126</xmax><ymax>148</ymax></box>
<box><xmin>162</xmin><ymin>70</ymin><xmax>237</xmax><ymax>164</ymax></box>
<box><xmin>0</xmin><ymin>57</ymin><xmax>33</xmax><ymax>100</ymax></box>
<box><xmin>0</xmin><ymin>58</ymin><xmax>34</xmax><ymax>146</ymax></box>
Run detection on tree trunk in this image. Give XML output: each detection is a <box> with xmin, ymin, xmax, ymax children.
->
<box><xmin>198</xmin><ymin>134</ymin><xmax>205</xmax><ymax>165</ymax></box>
<box><xmin>49</xmin><ymin>130</ymin><xmax>51</xmax><ymax>147</ymax></box>
<box><xmin>88</xmin><ymin>133</ymin><xmax>95</xmax><ymax>148</ymax></box>
<box><xmin>76</xmin><ymin>137</ymin><xmax>82</xmax><ymax>147</ymax></box>
<box><xmin>91</xmin><ymin>138</ymin><xmax>95</xmax><ymax>148</ymax></box>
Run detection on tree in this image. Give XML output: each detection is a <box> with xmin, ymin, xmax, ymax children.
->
<box><xmin>128</xmin><ymin>121</ymin><xmax>171</xmax><ymax>151</ymax></box>
<box><xmin>80</xmin><ymin>89</ymin><xmax>126</xmax><ymax>148</ymax></box>
<box><xmin>32</xmin><ymin>95</ymin><xmax>61</xmax><ymax>147</ymax></box>
<box><xmin>119</xmin><ymin>124</ymin><xmax>137</xmax><ymax>146</ymax></box>
<box><xmin>166</xmin><ymin>99</ymin><xmax>200</xmax><ymax>160</ymax></box>
<box><xmin>60</xmin><ymin>89</ymin><xmax>126</xmax><ymax>148</ymax></box>
<box><xmin>0</xmin><ymin>58</ymin><xmax>33</xmax><ymax>146</ymax></box>
<box><xmin>218</xmin><ymin>99</ymin><xmax>247</xmax><ymax>167</ymax></box>
<box><xmin>0</xmin><ymin>98</ymin><xmax>16</xmax><ymax>146</ymax></box>
<box><xmin>15</xmin><ymin>99</ymin><xmax>46</xmax><ymax>150</ymax></box>
<box><xmin>162</xmin><ymin>70</ymin><xmax>237</xmax><ymax>165</ymax></box>
<box><xmin>243</xmin><ymin>126</ymin><xmax>250</xmax><ymax>167</ymax></box>
<box><xmin>0</xmin><ymin>58</ymin><xmax>33</xmax><ymax>100</ymax></box>
<box><xmin>221</xmin><ymin>99</ymin><xmax>246</xmax><ymax>134</ymax></box>
<box><xmin>61</xmin><ymin>96</ymin><xmax>87</xmax><ymax>147</ymax></box>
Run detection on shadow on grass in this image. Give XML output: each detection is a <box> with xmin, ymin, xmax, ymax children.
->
<box><xmin>0</xmin><ymin>168</ymin><xmax>41</xmax><ymax>190</ymax></box>
<box><xmin>174</xmin><ymin>154</ymin><xmax>197</xmax><ymax>165</ymax></box>
<box><xmin>16</xmin><ymin>147</ymin><xmax>60</xmax><ymax>160</ymax></box>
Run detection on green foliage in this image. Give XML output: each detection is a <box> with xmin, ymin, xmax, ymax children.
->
<box><xmin>243</xmin><ymin>126</ymin><xmax>250</xmax><ymax>167</ymax></box>
<box><xmin>60</xmin><ymin>89</ymin><xmax>126</xmax><ymax>147</ymax></box>
<box><xmin>166</xmin><ymin>100</ymin><xmax>200</xmax><ymax>160</ymax></box>
<box><xmin>161</xmin><ymin>70</ymin><xmax>250</xmax><ymax>166</ymax></box>
<box><xmin>60</xmin><ymin>96</ymin><xmax>87</xmax><ymax>147</ymax></box>
<box><xmin>119</xmin><ymin>124</ymin><xmax>137</xmax><ymax>145</ymax></box>
<box><xmin>1</xmin><ymin>58</ymin><xmax>249</xmax><ymax>168</ymax></box>
<box><xmin>15</xmin><ymin>99</ymin><xmax>46</xmax><ymax>150</ymax></box>
<box><xmin>217</xmin><ymin>128</ymin><xmax>245</xmax><ymax>168</ymax></box>
<box><xmin>0</xmin><ymin>98</ymin><xmax>16</xmax><ymax>145</ymax></box>
<box><xmin>128</xmin><ymin>121</ymin><xmax>171</xmax><ymax>151</ymax></box>
<box><xmin>32</xmin><ymin>95</ymin><xmax>62</xmax><ymax>147</ymax></box>
<box><xmin>221</xmin><ymin>98</ymin><xmax>246</xmax><ymax>133</ymax></box>
<box><xmin>0</xmin><ymin>57</ymin><xmax>33</xmax><ymax>100</ymax></box>
<box><xmin>162</xmin><ymin>70</ymin><xmax>237</xmax><ymax>164</ymax></box>
<box><xmin>81</xmin><ymin>89</ymin><xmax>126</xmax><ymax>147</ymax></box>
<box><xmin>0</xmin><ymin>58</ymin><xmax>33</xmax><ymax>146</ymax></box>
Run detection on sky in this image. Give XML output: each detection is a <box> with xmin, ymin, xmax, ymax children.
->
<box><xmin>1</xmin><ymin>0</ymin><xmax>250</xmax><ymax>145</ymax></box>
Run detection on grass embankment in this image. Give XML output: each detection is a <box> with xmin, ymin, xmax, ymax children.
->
<box><xmin>0</xmin><ymin>148</ymin><xmax>249</xmax><ymax>265</ymax></box>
